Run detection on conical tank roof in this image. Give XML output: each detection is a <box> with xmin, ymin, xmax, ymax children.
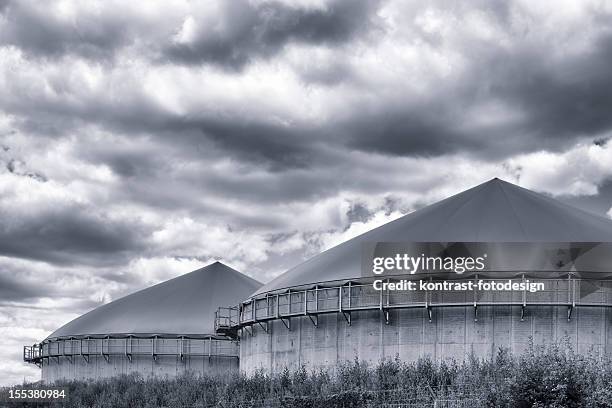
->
<box><xmin>254</xmin><ymin>178</ymin><xmax>612</xmax><ymax>295</ymax></box>
<box><xmin>49</xmin><ymin>262</ymin><xmax>261</xmax><ymax>339</ymax></box>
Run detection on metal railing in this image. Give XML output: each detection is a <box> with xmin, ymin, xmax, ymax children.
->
<box><xmin>215</xmin><ymin>274</ymin><xmax>612</xmax><ymax>333</ymax></box>
<box><xmin>23</xmin><ymin>335</ymin><xmax>239</xmax><ymax>366</ymax></box>
<box><xmin>215</xmin><ymin>307</ymin><xmax>240</xmax><ymax>335</ymax></box>
<box><xmin>24</xmin><ymin>344</ymin><xmax>42</xmax><ymax>366</ymax></box>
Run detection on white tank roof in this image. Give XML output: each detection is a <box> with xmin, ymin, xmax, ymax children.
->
<box><xmin>49</xmin><ymin>262</ymin><xmax>261</xmax><ymax>339</ymax></box>
<box><xmin>254</xmin><ymin>178</ymin><xmax>612</xmax><ymax>295</ymax></box>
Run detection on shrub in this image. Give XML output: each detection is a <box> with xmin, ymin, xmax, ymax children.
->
<box><xmin>4</xmin><ymin>341</ymin><xmax>612</xmax><ymax>407</ymax></box>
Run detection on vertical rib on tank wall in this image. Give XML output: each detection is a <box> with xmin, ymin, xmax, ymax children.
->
<box><xmin>239</xmin><ymin>305</ymin><xmax>612</xmax><ymax>374</ymax></box>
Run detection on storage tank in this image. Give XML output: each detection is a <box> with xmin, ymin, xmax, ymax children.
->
<box><xmin>220</xmin><ymin>179</ymin><xmax>612</xmax><ymax>374</ymax></box>
<box><xmin>24</xmin><ymin>262</ymin><xmax>261</xmax><ymax>382</ymax></box>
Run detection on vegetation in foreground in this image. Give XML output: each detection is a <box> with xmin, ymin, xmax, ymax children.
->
<box><xmin>4</xmin><ymin>340</ymin><xmax>612</xmax><ymax>407</ymax></box>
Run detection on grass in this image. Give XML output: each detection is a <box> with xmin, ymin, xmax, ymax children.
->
<box><xmin>3</xmin><ymin>339</ymin><xmax>612</xmax><ymax>407</ymax></box>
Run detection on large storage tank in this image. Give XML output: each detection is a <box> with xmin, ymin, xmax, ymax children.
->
<box><xmin>223</xmin><ymin>179</ymin><xmax>612</xmax><ymax>374</ymax></box>
<box><xmin>24</xmin><ymin>262</ymin><xmax>261</xmax><ymax>382</ymax></box>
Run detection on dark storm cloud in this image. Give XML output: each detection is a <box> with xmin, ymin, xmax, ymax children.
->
<box><xmin>11</xmin><ymin>103</ymin><xmax>323</xmax><ymax>171</ymax></box>
<box><xmin>196</xmin><ymin>117</ymin><xmax>320</xmax><ymax>169</ymax></box>
<box><xmin>162</xmin><ymin>0</ymin><xmax>381</xmax><ymax>70</ymax></box>
<box><xmin>0</xmin><ymin>0</ymin><xmax>381</xmax><ymax>68</ymax></box>
<box><xmin>0</xmin><ymin>205</ymin><xmax>150</xmax><ymax>266</ymax></box>
<box><xmin>339</xmin><ymin>104</ymin><xmax>474</xmax><ymax>157</ymax></box>
<box><xmin>1</xmin><ymin>0</ymin><xmax>612</xmax><ymax>257</ymax></box>
<box><xmin>4</xmin><ymin>6</ymin><xmax>611</xmax><ymax>169</ymax></box>
<box><xmin>514</xmin><ymin>40</ymin><xmax>612</xmax><ymax>138</ymax></box>
<box><xmin>456</xmin><ymin>30</ymin><xmax>612</xmax><ymax>153</ymax></box>
<box><xmin>335</xmin><ymin>28</ymin><xmax>612</xmax><ymax>159</ymax></box>
<box><xmin>0</xmin><ymin>273</ymin><xmax>42</xmax><ymax>300</ymax></box>
<box><xmin>78</xmin><ymin>144</ymin><xmax>167</xmax><ymax>180</ymax></box>
<box><xmin>0</xmin><ymin>1</ymin><xmax>134</xmax><ymax>60</ymax></box>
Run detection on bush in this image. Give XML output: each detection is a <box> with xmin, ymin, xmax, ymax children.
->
<box><xmin>4</xmin><ymin>340</ymin><xmax>612</xmax><ymax>407</ymax></box>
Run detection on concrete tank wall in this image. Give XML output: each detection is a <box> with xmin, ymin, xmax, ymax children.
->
<box><xmin>40</xmin><ymin>337</ymin><xmax>239</xmax><ymax>383</ymax></box>
<box><xmin>239</xmin><ymin>305</ymin><xmax>612</xmax><ymax>374</ymax></box>
<box><xmin>42</xmin><ymin>354</ymin><xmax>237</xmax><ymax>383</ymax></box>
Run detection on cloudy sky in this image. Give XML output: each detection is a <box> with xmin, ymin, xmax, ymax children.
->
<box><xmin>2</xmin><ymin>0</ymin><xmax>612</xmax><ymax>385</ymax></box>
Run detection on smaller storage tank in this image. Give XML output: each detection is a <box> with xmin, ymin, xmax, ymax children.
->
<box><xmin>23</xmin><ymin>262</ymin><xmax>261</xmax><ymax>383</ymax></box>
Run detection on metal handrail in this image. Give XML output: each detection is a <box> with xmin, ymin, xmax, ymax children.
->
<box><xmin>24</xmin><ymin>344</ymin><xmax>42</xmax><ymax>364</ymax></box>
<box><xmin>215</xmin><ymin>274</ymin><xmax>612</xmax><ymax>332</ymax></box>
<box><xmin>23</xmin><ymin>335</ymin><xmax>239</xmax><ymax>365</ymax></box>
<box><xmin>215</xmin><ymin>306</ymin><xmax>240</xmax><ymax>331</ymax></box>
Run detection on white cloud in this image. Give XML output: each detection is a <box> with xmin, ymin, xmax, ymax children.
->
<box><xmin>507</xmin><ymin>142</ymin><xmax>612</xmax><ymax>196</ymax></box>
<box><xmin>317</xmin><ymin>209</ymin><xmax>405</xmax><ymax>251</ymax></box>
<box><xmin>123</xmin><ymin>256</ymin><xmax>209</xmax><ymax>287</ymax></box>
